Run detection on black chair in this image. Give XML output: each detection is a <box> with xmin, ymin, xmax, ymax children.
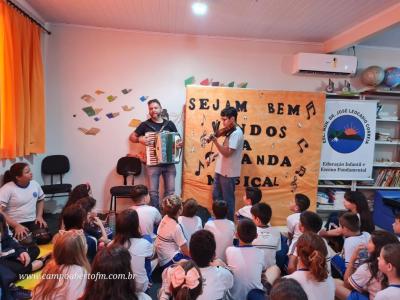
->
<box><xmin>41</xmin><ymin>155</ymin><xmax>72</xmax><ymax>199</ymax></box>
<box><xmin>109</xmin><ymin>156</ymin><xmax>142</xmax><ymax>212</ymax></box>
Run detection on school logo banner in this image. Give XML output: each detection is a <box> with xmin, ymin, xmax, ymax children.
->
<box><xmin>182</xmin><ymin>86</ymin><xmax>325</xmax><ymax>224</ymax></box>
<box><xmin>320</xmin><ymin>100</ymin><xmax>377</xmax><ymax>180</ymax></box>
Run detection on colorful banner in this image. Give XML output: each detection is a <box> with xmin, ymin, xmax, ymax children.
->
<box><xmin>320</xmin><ymin>100</ymin><xmax>377</xmax><ymax>180</ymax></box>
<box><xmin>182</xmin><ymin>86</ymin><xmax>326</xmax><ymax>225</ymax></box>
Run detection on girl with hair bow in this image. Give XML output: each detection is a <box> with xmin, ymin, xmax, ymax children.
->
<box><xmin>159</xmin><ymin>260</ymin><xmax>203</xmax><ymax>300</ymax></box>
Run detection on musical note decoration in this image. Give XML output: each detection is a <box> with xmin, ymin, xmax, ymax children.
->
<box><xmin>295</xmin><ymin>166</ymin><xmax>306</xmax><ymax>177</ymax></box>
<box><xmin>200</xmin><ymin>114</ymin><xmax>206</xmax><ymax>127</ymax></box>
<box><xmin>297</xmin><ymin>138</ymin><xmax>309</xmax><ymax>153</ymax></box>
<box><xmin>200</xmin><ymin>131</ymin><xmax>208</xmax><ymax>148</ymax></box>
<box><xmin>290</xmin><ymin>175</ymin><xmax>298</xmax><ymax>193</ymax></box>
<box><xmin>306</xmin><ymin>101</ymin><xmax>316</xmax><ymax>120</ymax></box>
<box><xmin>195</xmin><ymin>161</ymin><xmax>205</xmax><ymax>176</ymax></box>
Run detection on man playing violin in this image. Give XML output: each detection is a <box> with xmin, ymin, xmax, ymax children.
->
<box><xmin>210</xmin><ymin>106</ymin><xmax>244</xmax><ymax>220</ymax></box>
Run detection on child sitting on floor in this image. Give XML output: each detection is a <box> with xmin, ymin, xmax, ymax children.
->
<box><xmin>226</xmin><ymin>219</ymin><xmax>266</xmax><ymax>299</ymax></box>
<box><xmin>155</xmin><ymin>195</ymin><xmax>190</xmax><ymax>269</ymax></box>
<box><xmin>178</xmin><ymin>198</ymin><xmax>203</xmax><ymax>242</ymax></box>
<box><xmin>285</xmin><ymin>232</ymin><xmax>335</xmax><ymax>300</ymax></box>
<box><xmin>236</xmin><ymin>187</ymin><xmax>262</xmax><ymax>220</ymax></box>
<box><xmin>79</xmin><ymin>246</ymin><xmax>151</xmax><ymax>300</ymax></box>
<box><xmin>288</xmin><ymin>211</ymin><xmax>335</xmax><ymax>275</ymax></box>
<box><xmin>129</xmin><ymin>184</ymin><xmax>161</xmax><ymax>240</ymax></box>
<box><xmin>286</xmin><ymin>193</ymin><xmax>310</xmax><ymax>253</ymax></box>
<box><xmin>334</xmin><ymin>230</ymin><xmax>399</xmax><ymax>300</ymax></box>
<box><xmin>62</xmin><ymin>204</ymin><xmax>97</xmax><ymax>262</ymax></box>
<box><xmin>159</xmin><ymin>260</ymin><xmax>203</xmax><ymax>300</ymax></box>
<box><xmin>375</xmin><ymin>243</ymin><xmax>400</xmax><ymax>300</ymax></box>
<box><xmin>331</xmin><ymin>212</ymin><xmax>371</xmax><ymax>277</ymax></box>
<box><xmin>204</xmin><ymin>200</ymin><xmax>235</xmax><ymax>262</ymax></box>
<box><xmin>32</xmin><ymin>230</ymin><xmax>90</xmax><ymax>300</ymax></box>
<box><xmin>251</xmin><ymin>202</ymin><xmax>281</xmax><ymax>284</ymax></box>
<box><xmin>0</xmin><ymin>213</ymin><xmax>44</xmax><ymax>283</ymax></box>
<box><xmin>190</xmin><ymin>230</ymin><xmax>233</xmax><ymax>299</ymax></box>
<box><xmin>111</xmin><ymin>209</ymin><xmax>154</xmax><ymax>293</ymax></box>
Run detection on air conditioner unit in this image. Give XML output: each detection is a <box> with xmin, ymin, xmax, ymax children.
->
<box><xmin>292</xmin><ymin>53</ymin><xmax>357</xmax><ymax>76</ymax></box>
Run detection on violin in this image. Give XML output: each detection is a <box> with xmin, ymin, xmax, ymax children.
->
<box><xmin>205</xmin><ymin>125</ymin><xmax>236</xmax><ymax>143</ymax></box>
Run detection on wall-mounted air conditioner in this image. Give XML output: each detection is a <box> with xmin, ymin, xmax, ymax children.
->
<box><xmin>292</xmin><ymin>53</ymin><xmax>357</xmax><ymax>76</ymax></box>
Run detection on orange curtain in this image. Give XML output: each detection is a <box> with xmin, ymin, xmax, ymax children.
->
<box><xmin>0</xmin><ymin>1</ymin><xmax>45</xmax><ymax>159</ymax></box>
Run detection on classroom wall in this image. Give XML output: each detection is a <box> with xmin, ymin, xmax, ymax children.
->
<box><xmin>40</xmin><ymin>24</ymin><xmax>329</xmax><ymax>212</ymax></box>
<box><xmin>3</xmin><ymin>21</ymin><xmax>400</xmax><ymax>213</ymax></box>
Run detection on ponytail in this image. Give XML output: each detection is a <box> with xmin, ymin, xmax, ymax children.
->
<box><xmin>2</xmin><ymin>163</ymin><xmax>28</xmax><ymax>185</ymax></box>
<box><xmin>2</xmin><ymin>170</ymin><xmax>13</xmax><ymax>185</ymax></box>
<box><xmin>296</xmin><ymin>232</ymin><xmax>328</xmax><ymax>282</ymax></box>
<box><xmin>174</xmin><ymin>287</ymin><xmax>192</xmax><ymax>300</ymax></box>
<box><xmin>309</xmin><ymin>249</ymin><xmax>328</xmax><ymax>282</ymax></box>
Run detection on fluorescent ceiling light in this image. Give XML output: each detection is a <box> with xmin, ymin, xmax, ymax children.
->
<box><xmin>192</xmin><ymin>2</ymin><xmax>208</xmax><ymax>16</ymax></box>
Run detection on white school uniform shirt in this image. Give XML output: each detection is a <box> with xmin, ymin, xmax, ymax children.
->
<box><xmin>236</xmin><ymin>205</ymin><xmax>252</xmax><ymax>219</ymax></box>
<box><xmin>178</xmin><ymin>216</ymin><xmax>202</xmax><ymax>242</ymax></box>
<box><xmin>226</xmin><ymin>246</ymin><xmax>266</xmax><ymax>300</ymax></box>
<box><xmin>285</xmin><ymin>270</ymin><xmax>335</xmax><ymax>300</ymax></box>
<box><xmin>130</xmin><ymin>204</ymin><xmax>161</xmax><ymax>239</ymax></box>
<box><xmin>32</xmin><ymin>265</ymin><xmax>87</xmax><ymax>300</ymax></box>
<box><xmin>204</xmin><ymin>219</ymin><xmax>235</xmax><ymax>262</ymax></box>
<box><xmin>252</xmin><ymin>226</ymin><xmax>281</xmax><ymax>268</ymax></box>
<box><xmin>0</xmin><ymin>181</ymin><xmax>44</xmax><ymax>223</ymax></box>
<box><xmin>343</xmin><ymin>232</ymin><xmax>371</xmax><ymax>266</ymax></box>
<box><xmin>287</xmin><ymin>212</ymin><xmax>302</xmax><ymax>248</ymax></box>
<box><xmin>155</xmin><ymin>215</ymin><xmax>187</xmax><ymax>266</ymax></box>
<box><xmin>123</xmin><ymin>238</ymin><xmax>154</xmax><ymax>292</ymax></box>
<box><xmin>197</xmin><ymin>266</ymin><xmax>234</xmax><ymax>300</ymax></box>
<box><xmin>349</xmin><ymin>263</ymin><xmax>383</xmax><ymax>300</ymax></box>
<box><xmin>375</xmin><ymin>285</ymin><xmax>400</xmax><ymax>300</ymax></box>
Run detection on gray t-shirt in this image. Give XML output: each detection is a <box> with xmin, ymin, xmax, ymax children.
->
<box><xmin>215</xmin><ymin>126</ymin><xmax>244</xmax><ymax>177</ymax></box>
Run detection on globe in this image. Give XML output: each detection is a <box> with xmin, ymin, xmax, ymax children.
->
<box><xmin>360</xmin><ymin>66</ymin><xmax>385</xmax><ymax>86</ymax></box>
<box><xmin>383</xmin><ymin>67</ymin><xmax>400</xmax><ymax>88</ymax></box>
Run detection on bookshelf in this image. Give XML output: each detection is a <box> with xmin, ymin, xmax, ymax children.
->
<box><xmin>320</xmin><ymin>91</ymin><xmax>400</xmax><ymax>190</ymax></box>
<box><xmin>317</xmin><ymin>90</ymin><xmax>400</xmax><ymax>212</ymax></box>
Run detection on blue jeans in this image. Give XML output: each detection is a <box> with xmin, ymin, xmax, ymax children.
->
<box><xmin>212</xmin><ymin>173</ymin><xmax>238</xmax><ymax>221</ymax></box>
<box><xmin>146</xmin><ymin>164</ymin><xmax>176</xmax><ymax>210</ymax></box>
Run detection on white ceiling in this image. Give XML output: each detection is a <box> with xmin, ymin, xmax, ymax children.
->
<box><xmin>27</xmin><ymin>0</ymin><xmax>400</xmax><ymax>45</ymax></box>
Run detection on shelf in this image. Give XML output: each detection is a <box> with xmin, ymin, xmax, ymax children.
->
<box><xmin>375</xmin><ymin>139</ymin><xmax>400</xmax><ymax>145</ymax></box>
<box><xmin>318</xmin><ymin>184</ymin><xmax>351</xmax><ymax>189</ymax></box>
<box><xmin>356</xmin><ymin>186</ymin><xmax>400</xmax><ymax>190</ymax></box>
<box><xmin>376</xmin><ymin>118</ymin><xmax>400</xmax><ymax>123</ymax></box>
<box><xmin>373</xmin><ymin>163</ymin><xmax>400</xmax><ymax>167</ymax></box>
<box><xmin>317</xmin><ymin>205</ymin><xmax>347</xmax><ymax>212</ymax></box>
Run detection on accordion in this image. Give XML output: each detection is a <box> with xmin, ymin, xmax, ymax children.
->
<box><xmin>145</xmin><ymin>131</ymin><xmax>182</xmax><ymax>166</ymax></box>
